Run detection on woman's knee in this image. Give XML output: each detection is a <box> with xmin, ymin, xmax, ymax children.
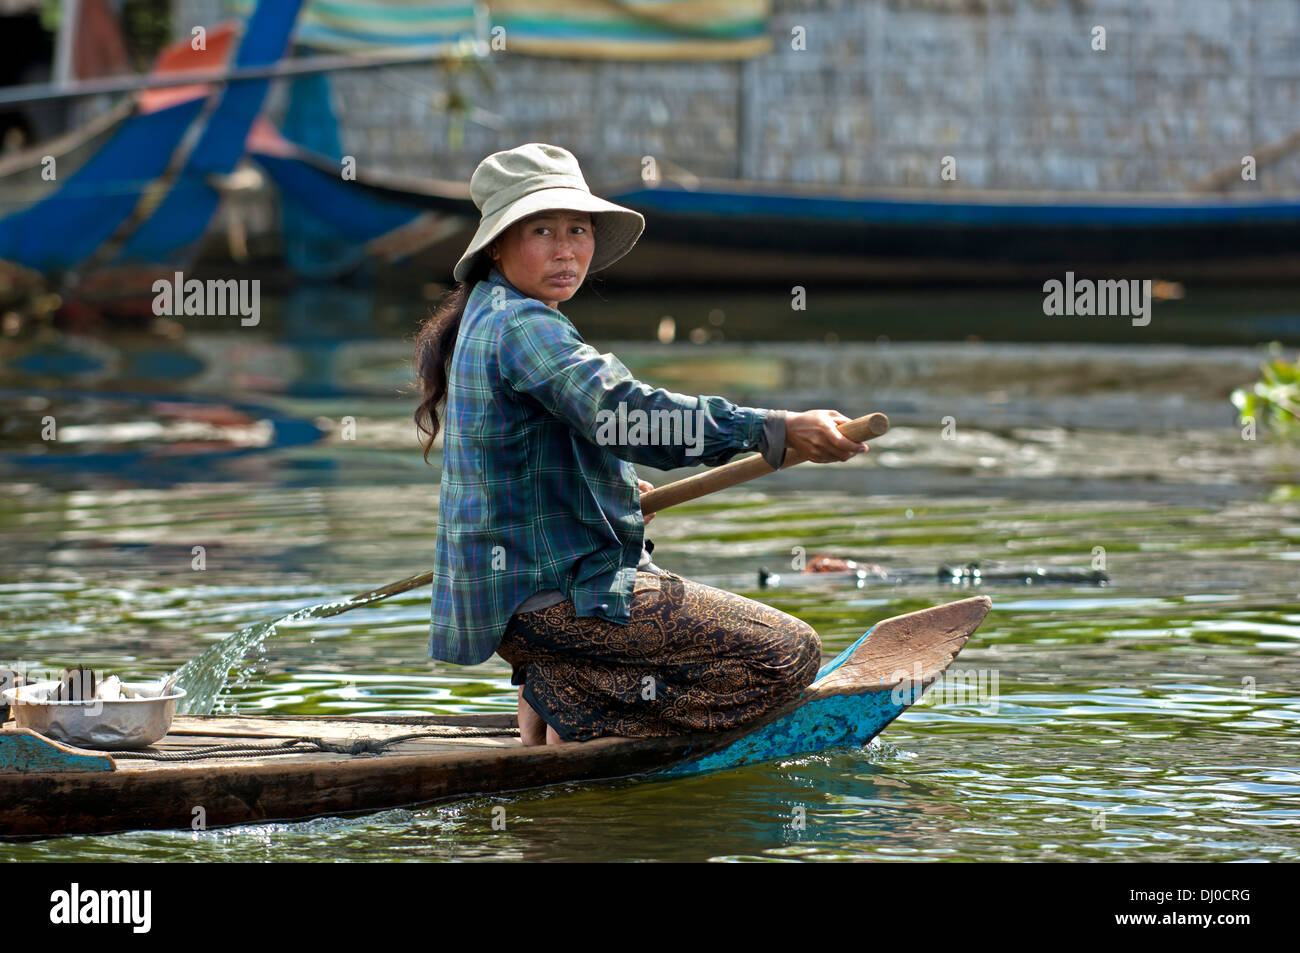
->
<box><xmin>750</xmin><ymin>612</ymin><xmax>821</xmax><ymax>686</ymax></box>
<box><xmin>789</xmin><ymin>617</ymin><xmax>822</xmax><ymax>680</ymax></box>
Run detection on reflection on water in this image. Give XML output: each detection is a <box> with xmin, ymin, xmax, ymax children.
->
<box><xmin>1</xmin><ymin>286</ymin><xmax>1298</xmax><ymax>861</ymax></box>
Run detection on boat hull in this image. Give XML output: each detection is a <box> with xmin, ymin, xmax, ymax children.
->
<box><xmin>0</xmin><ymin>596</ymin><xmax>991</xmax><ymax>839</ymax></box>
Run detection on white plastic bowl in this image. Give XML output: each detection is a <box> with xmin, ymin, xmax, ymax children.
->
<box><xmin>2</xmin><ymin>680</ymin><xmax>186</xmax><ymax>750</ymax></box>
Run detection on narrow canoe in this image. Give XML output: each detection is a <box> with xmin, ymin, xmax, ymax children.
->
<box><xmin>0</xmin><ymin>596</ymin><xmax>991</xmax><ymax>839</ymax></box>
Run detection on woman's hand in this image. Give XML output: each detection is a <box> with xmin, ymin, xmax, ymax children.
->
<box><xmin>785</xmin><ymin>410</ymin><xmax>870</xmax><ymax>463</ymax></box>
<box><xmin>637</xmin><ymin>479</ymin><xmax>656</xmax><ymax>524</ymax></box>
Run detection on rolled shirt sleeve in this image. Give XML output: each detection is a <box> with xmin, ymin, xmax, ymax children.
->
<box><xmin>499</xmin><ymin>302</ymin><xmax>768</xmax><ymax>468</ymax></box>
<box><xmin>755</xmin><ymin>409</ymin><xmax>788</xmax><ymax>470</ymax></box>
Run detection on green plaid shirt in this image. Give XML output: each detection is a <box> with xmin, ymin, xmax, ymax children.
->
<box><xmin>428</xmin><ymin>266</ymin><xmax>769</xmax><ymax>665</ymax></box>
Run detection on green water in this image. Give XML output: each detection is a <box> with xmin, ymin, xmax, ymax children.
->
<box><xmin>1</xmin><ymin>301</ymin><xmax>1298</xmax><ymax>861</ymax></box>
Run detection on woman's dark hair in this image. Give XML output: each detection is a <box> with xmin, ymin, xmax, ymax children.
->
<box><xmin>413</xmin><ymin>253</ymin><xmax>492</xmax><ymax>462</ymax></box>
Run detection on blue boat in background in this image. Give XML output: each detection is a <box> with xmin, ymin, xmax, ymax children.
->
<box><xmin>244</xmin><ymin>68</ymin><xmax>471</xmax><ymax>280</ymax></box>
<box><xmin>0</xmin><ymin>0</ymin><xmax>305</xmax><ymax>282</ymax></box>
<box><xmin>592</xmin><ymin>176</ymin><xmax>1300</xmax><ymax>284</ymax></box>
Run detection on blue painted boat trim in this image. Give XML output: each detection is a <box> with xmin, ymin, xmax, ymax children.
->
<box><xmin>814</xmin><ymin>622</ymin><xmax>875</xmax><ymax>681</ymax></box>
<box><xmin>660</xmin><ymin>685</ymin><xmax>919</xmax><ymax>778</ymax></box>
<box><xmin>611</xmin><ymin>185</ymin><xmax>1300</xmax><ymax>228</ymax></box>
<box><xmin>660</xmin><ymin>622</ymin><xmax>918</xmax><ymax>777</ymax></box>
<box><xmin>0</xmin><ymin>730</ymin><xmax>115</xmax><ymax>774</ymax></box>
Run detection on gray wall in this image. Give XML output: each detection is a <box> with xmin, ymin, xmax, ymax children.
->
<box><xmin>172</xmin><ymin>0</ymin><xmax>1300</xmax><ymax>193</ymax></box>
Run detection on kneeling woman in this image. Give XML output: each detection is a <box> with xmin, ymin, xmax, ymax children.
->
<box><xmin>414</xmin><ymin>143</ymin><xmax>868</xmax><ymax>745</ymax></box>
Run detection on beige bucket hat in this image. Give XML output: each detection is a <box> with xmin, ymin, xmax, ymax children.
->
<box><xmin>453</xmin><ymin>142</ymin><xmax>645</xmax><ymax>283</ymax></box>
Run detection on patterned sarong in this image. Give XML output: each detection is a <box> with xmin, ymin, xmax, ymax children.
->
<box><xmin>496</xmin><ymin>569</ymin><xmax>821</xmax><ymax>742</ymax></box>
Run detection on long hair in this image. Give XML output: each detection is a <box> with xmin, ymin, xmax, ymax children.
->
<box><xmin>413</xmin><ymin>254</ymin><xmax>492</xmax><ymax>462</ymax></box>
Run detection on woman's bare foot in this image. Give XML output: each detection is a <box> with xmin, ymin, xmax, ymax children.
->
<box><xmin>518</xmin><ymin>687</ymin><xmax>546</xmax><ymax>746</ymax></box>
<box><xmin>523</xmin><ymin>690</ymin><xmax>625</xmax><ymax>745</ymax></box>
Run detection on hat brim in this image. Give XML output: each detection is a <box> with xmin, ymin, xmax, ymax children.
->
<box><xmin>453</xmin><ymin>187</ymin><xmax>645</xmax><ymax>283</ymax></box>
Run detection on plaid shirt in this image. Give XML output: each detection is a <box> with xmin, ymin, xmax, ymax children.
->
<box><xmin>428</xmin><ymin>266</ymin><xmax>769</xmax><ymax>665</ymax></box>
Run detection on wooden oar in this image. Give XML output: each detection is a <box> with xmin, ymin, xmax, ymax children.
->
<box><xmin>340</xmin><ymin>411</ymin><xmax>890</xmax><ymax>603</ymax></box>
<box><xmin>640</xmin><ymin>411</ymin><xmax>888</xmax><ymax>514</ymax></box>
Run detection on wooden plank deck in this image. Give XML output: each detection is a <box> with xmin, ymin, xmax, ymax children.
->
<box><xmin>108</xmin><ymin>713</ymin><xmax>525</xmax><ymax>771</ymax></box>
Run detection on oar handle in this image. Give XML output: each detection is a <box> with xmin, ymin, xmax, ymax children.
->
<box><xmin>640</xmin><ymin>411</ymin><xmax>889</xmax><ymax>515</ymax></box>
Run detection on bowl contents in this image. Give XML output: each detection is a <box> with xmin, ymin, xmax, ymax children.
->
<box><xmin>2</xmin><ymin>668</ymin><xmax>186</xmax><ymax>750</ymax></box>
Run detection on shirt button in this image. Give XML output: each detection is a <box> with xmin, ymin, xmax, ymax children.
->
<box><xmin>599</xmin><ymin>603</ymin><xmax>609</xmax><ymax>611</ymax></box>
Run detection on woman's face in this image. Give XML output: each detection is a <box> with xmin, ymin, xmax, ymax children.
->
<box><xmin>488</xmin><ymin>210</ymin><xmax>595</xmax><ymax>310</ymax></box>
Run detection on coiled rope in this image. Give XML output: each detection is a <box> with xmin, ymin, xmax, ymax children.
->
<box><xmin>110</xmin><ymin>725</ymin><xmax>519</xmax><ymax>761</ymax></box>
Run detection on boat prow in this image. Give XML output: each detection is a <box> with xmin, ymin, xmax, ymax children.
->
<box><xmin>811</xmin><ymin>593</ymin><xmax>991</xmax><ymax>695</ymax></box>
<box><xmin>0</xmin><ymin>597</ymin><xmax>991</xmax><ymax>838</ymax></box>
<box><xmin>656</xmin><ymin>595</ymin><xmax>992</xmax><ymax>776</ymax></box>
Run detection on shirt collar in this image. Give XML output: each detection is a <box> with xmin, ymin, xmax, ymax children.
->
<box><xmin>487</xmin><ymin>265</ymin><xmax>526</xmax><ymax>298</ymax></box>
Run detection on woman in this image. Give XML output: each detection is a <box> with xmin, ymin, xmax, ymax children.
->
<box><xmin>414</xmin><ymin>143</ymin><xmax>869</xmax><ymax>746</ymax></box>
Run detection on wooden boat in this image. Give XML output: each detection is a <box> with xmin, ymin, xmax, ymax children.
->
<box><xmin>0</xmin><ymin>595</ymin><xmax>990</xmax><ymax>839</ymax></box>
<box><xmin>594</xmin><ymin>176</ymin><xmax>1300</xmax><ymax>284</ymax></box>
<box><xmin>388</xmin><ymin>170</ymin><xmax>1300</xmax><ymax>286</ymax></box>
<box><xmin>0</xmin><ymin>3</ymin><xmax>304</xmax><ymax>280</ymax></box>
<box><xmin>245</xmin><ymin>116</ymin><xmax>472</xmax><ymax>279</ymax></box>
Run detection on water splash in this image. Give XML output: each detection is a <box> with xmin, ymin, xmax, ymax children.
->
<box><xmin>172</xmin><ymin>570</ymin><xmax>432</xmax><ymax>714</ymax></box>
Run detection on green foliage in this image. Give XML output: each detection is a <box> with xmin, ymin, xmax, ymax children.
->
<box><xmin>1268</xmin><ymin>483</ymin><xmax>1300</xmax><ymax>503</ymax></box>
<box><xmin>1231</xmin><ymin>342</ymin><xmax>1300</xmax><ymax>438</ymax></box>
<box><xmin>120</xmin><ymin>0</ymin><xmax>173</xmax><ymax>72</ymax></box>
<box><xmin>36</xmin><ymin>0</ymin><xmax>170</xmax><ymax>72</ymax></box>
<box><xmin>39</xmin><ymin>0</ymin><xmax>61</xmax><ymax>32</ymax></box>
<box><xmin>436</xmin><ymin>37</ymin><xmax>496</xmax><ymax>151</ymax></box>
